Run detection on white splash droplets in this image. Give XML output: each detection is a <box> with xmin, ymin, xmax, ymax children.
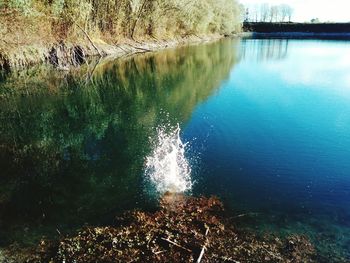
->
<box><xmin>145</xmin><ymin>124</ymin><xmax>192</xmax><ymax>194</ymax></box>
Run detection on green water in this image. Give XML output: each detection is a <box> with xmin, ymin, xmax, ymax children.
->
<box><xmin>0</xmin><ymin>39</ymin><xmax>239</xmax><ymax>246</ymax></box>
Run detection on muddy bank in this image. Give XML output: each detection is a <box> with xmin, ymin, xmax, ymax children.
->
<box><xmin>0</xmin><ymin>34</ymin><xmax>225</xmax><ymax>71</ymax></box>
<box><xmin>1</xmin><ymin>195</ymin><xmax>318</xmax><ymax>263</ymax></box>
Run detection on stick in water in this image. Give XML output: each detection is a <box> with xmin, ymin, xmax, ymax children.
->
<box><xmin>197</xmin><ymin>227</ymin><xmax>210</xmax><ymax>263</ymax></box>
<box><xmin>161</xmin><ymin>237</ymin><xmax>191</xmax><ymax>253</ymax></box>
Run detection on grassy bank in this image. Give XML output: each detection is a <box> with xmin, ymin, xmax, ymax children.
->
<box><xmin>0</xmin><ymin>0</ymin><xmax>242</xmax><ymax>70</ymax></box>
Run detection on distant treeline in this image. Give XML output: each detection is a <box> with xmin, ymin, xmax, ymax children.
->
<box><xmin>0</xmin><ymin>0</ymin><xmax>242</xmax><ymax>42</ymax></box>
<box><xmin>243</xmin><ymin>3</ymin><xmax>293</xmax><ymax>23</ymax></box>
<box><xmin>243</xmin><ymin>22</ymin><xmax>350</xmax><ymax>33</ymax></box>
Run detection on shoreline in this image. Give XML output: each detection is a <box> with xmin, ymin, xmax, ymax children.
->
<box><xmin>242</xmin><ymin>22</ymin><xmax>350</xmax><ymax>40</ymax></box>
<box><xmin>0</xmin><ymin>34</ymin><xmax>228</xmax><ymax>71</ymax></box>
<box><xmin>3</xmin><ymin>30</ymin><xmax>349</xmax><ymax>72</ymax></box>
<box><xmin>243</xmin><ymin>22</ymin><xmax>350</xmax><ymax>33</ymax></box>
<box><xmin>242</xmin><ymin>32</ymin><xmax>350</xmax><ymax>40</ymax></box>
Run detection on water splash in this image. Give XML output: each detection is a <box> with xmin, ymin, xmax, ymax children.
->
<box><xmin>145</xmin><ymin>124</ymin><xmax>192</xmax><ymax>193</ymax></box>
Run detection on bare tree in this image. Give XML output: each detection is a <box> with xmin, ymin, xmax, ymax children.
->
<box><xmin>253</xmin><ymin>4</ymin><xmax>259</xmax><ymax>22</ymax></box>
<box><xmin>252</xmin><ymin>3</ymin><xmax>293</xmax><ymax>23</ymax></box>
<box><xmin>260</xmin><ymin>3</ymin><xmax>269</xmax><ymax>22</ymax></box>
<box><xmin>269</xmin><ymin>5</ymin><xmax>279</xmax><ymax>22</ymax></box>
<box><xmin>279</xmin><ymin>4</ymin><xmax>288</xmax><ymax>22</ymax></box>
<box><xmin>286</xmin><ymin>5</ymin><xmax>293</xmax><ymax>22</ymax></box>
<box><xmin>244</xmin><ymin>7</ymin><xmax>249</xmax><ymax>22</ymax></box>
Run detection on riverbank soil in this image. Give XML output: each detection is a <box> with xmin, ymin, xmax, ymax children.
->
<box><xmin>2</xmin><ymin>195</ymin><xmax>317</xmax><ymax>263</ymax></box>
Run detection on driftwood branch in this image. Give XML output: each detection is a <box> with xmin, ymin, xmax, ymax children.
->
<box><xmin>75</xmin><ymin>23</ymin><xmax>102</xmax><ymax>57</ymax></box>
<box><xmin>232</xmin><ymin>212</ymin><xmax>259</xmax><ymax>219</ymax></box>
<box><xmin>128</xmin><ymin>43</ymin><xmax>152</xmax><ymax>52</ymax></box>
<box><xmin>56</xmin><ymin>228</ymin><xmax>62</xmax><ymax>236</ymax></box>
<box><xmin>212</xmin><ymin>254</ymin><xmax>241</xmax><ymax>263</ymax></box>
<box><xmin>154</xmin><ymin>250</ymin><xmax>166</xmax><ymax>255</ymax></box>
<box><xmin>116</xmin><ymin>45</ymin><xmax>131</xmax><ymax>53</ymax></box>
<box><xmin>161</xmin><ymin>237</ymin><xmax>191</xmax><ymax>252</ymax></box>
<box><xmin>196</xmin><ymin>227</ymin><xmax>210</xmax><ymax>263</ymax></box>
<box><xmin>261</xmin><ymin>247</ymin><xmax>283</xmax><ymax>261</ymax></box>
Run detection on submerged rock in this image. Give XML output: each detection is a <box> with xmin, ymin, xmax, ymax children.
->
<box><xmin>8</xmin><ymin>195</ymin><xmax>317</xmax><ymax>263</ymax></box>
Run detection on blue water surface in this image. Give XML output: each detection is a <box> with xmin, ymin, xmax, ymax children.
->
<box><xmin>184</xmin><ymin>39</ymin><xmax>350</xmax><ymax>258</ymax></box>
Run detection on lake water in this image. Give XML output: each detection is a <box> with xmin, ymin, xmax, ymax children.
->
<box><xmin>0</xmin><ymin>38</ymin><xmax>350</xmax><ymax>260</ymax></box>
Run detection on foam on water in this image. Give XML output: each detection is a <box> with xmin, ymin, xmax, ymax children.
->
<box><xmin>145</xmin><ymin>124</ymin><xmax>192</xmax><ymax>193</ymax></box>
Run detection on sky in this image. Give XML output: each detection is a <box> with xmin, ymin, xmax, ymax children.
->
<box><xmin>239</xmin><ymin>0</ymin><xmax>350</xmax><ymax>22</ymax></box>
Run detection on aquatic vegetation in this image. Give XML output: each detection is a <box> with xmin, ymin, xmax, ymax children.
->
<box><xmin>16</xmin><ymin>195</ymin><xmax>316</xmax><ymax>263</ymax></box>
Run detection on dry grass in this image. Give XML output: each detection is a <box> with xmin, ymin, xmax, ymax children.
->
<box><xmin>0</xmin><ymin>0</ymin><xmax>242</xmax><ymax>59</ymax></box>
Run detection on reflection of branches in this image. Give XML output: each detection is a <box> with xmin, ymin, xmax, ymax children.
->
<box><xmin>0</xmin><ymin>39</ymin><xmax>241</xmax><ymax>246</ymax></box>
<box><xmin>239</xmin><ymin>39</ymin><xmax>289</xmax><ymax>62</ymax></box>
<box><xmin>84</xmin><ymin>57</ymin><xmax>102</xmax><ymax>85</ymax></box>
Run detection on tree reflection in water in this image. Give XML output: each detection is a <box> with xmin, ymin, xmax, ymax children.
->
<box><xmin>0</xmin><ymin>38</ymin><xmax>239</xmax><ymax>246</ymax></box>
